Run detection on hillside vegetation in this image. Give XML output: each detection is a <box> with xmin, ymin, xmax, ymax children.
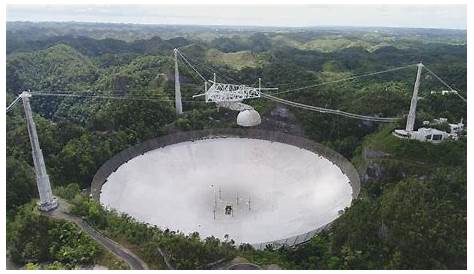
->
<box><xmin>205</xmin><ymin>49</ymin><xmax>264</xmax><ymax>70</ymax></box>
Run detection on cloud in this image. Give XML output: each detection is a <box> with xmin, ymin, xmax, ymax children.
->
<box><xmin>6</xmin><ymin>4</ymin><xmax>467</xmax><ymax>29</ymax></box>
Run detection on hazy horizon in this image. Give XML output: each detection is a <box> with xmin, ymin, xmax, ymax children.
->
<box><xmin>6</xmin><ymin>5</ymin><xmax>467</xmax><ymax>30</ymax></box>
<box><xmin>6</xmin><ymin>20</ymin><xmax>468</xmax><ymax>31</ymax></box>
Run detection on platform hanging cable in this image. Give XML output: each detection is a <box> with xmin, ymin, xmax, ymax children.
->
<box><xmin>423</xmin><ymin>65</ymin><xmax>467</xmax><ymax>103</ymax></box>
<box><xmin>196</xmin><ymin>60</ymin><xmax>241</xmax><ymax>84</ymax></box>
<box><xmin>262</xmin><ymin>93</ymin><xmax>400</xmax><ymax>122</ymax></box>
<box><xmin>257</xmin><ymin>64</ymin><xmax>416</xmax><ymax>122</ymax></box>
<box><xmin>164</xmin><ymin>50</ymin><xmax>461</xmax><ymax>123</ymax></box>
<box><xmin>29</xmin><ymin>92</ymin><xmax>205</xmax><ymax>103</ymax></box>
<box><xmin>176</xmin><ymin>48</ymin><xmax>243</xmax><ymax>85</ymax></box>
<box><xmin>197</xmin><ymin>61</ymin><xmax>243</xmax><ymax>85</ymax></box>
<box><xmin>175</xmin><ymin>49</ymin><xmax>207</xmax><ymax>82</ymax></box>
<box><xmin>270</xmin><ymin>64</ymin><xmax>417</xmax><ymax>95</ymax></box>
<box><xmin>6</xmin><ymin>95</ymin><xmax>22</xmax><ymax>113</ymax></box>
<box><xmin>173</xmin><ymin>52</ymin><xmax>404</xmax><ymax>122</ymax></box>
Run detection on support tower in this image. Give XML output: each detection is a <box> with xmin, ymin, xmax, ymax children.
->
<box><xmin>174</xmin><ymin>48</ymin><xmax>183</xmax><ymax>115</ymax></box>
<box><xmin>406</xmin><ymin>62</ymin><xmax>423</xmax><ymax>131</ymax></box>
<box><xmin>20</xmin><ymin>91</ymin><xmax>58</xmax><ymax>211</ymax></box>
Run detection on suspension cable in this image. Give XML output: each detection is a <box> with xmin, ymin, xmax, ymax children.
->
<box><xmin>262</xmin><ymin>93</ymin><xmax>400</xmax><ymax>122</ymax></box>
<box><xmin>30</xmin><ymin>92</ymin><xmax>205</xmax><ymax>103</ymax></box>
<box><xmin>178</xmin><ymin>57</ymin><xmax>206</xmax><ymax>84</ymax></box>
<box><xmin>197</xmin><ymin>61</ymin><xmax>243</xmax><ymax>85</ymax></box>
<box><xmin>194</xmin><ymin>60</ymin><xmax>240</xmax><ymax>84</ymax></box>
<box><xmin>269</xmin><ymin>64</ymin><xmax>417</xmax><ymax>95</ymax></box>
<box><xmin>6</xmin><ymin>95</ymin><xmax>22</xmax><ymax>113</ymax></box>
<box><xmin>175</xmin><ymin>50</ymin><xmax>207</xmax><ymax>82</ymax></box>
<box><xmin>271</xmin><ymin>64</ymin><xmax>415</xmax><ymax>88</ymax></box>
<box><xmin>30</xmin><ymin>87</ymin><xmax>203</xmax><ymax>100</ymax></box>
<box><xmin>423</xmin><ymin>66</ymin><xmax>467</xmax><ymax>103</ymax></box>
<box><xmin>177</xmin><ymin>48</ymin><xmax>245</xmax><ymax>85</ymax></box>
<box><xmin>167</xmin><ymin>54</ymin><xmax>407</xmax><ymax>122</ymax></box>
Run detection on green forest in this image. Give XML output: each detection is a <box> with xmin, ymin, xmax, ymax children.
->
<box><xmin>6</xmin><ymin>22</ymin><xmax>466</xmax><ymax>269</ymax></box>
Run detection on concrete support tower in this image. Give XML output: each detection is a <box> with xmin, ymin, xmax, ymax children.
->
<box><xmin>174</xmin><ymin>48</ymin><xmax>183</xmax><ymax>115</ymax></box>
<box><xmin>405</xmin><ymin>62</ymin><xmax>423</xmax><ymax>131</ymax></box>
<box><xmin>20</xmin><ymin>91</ymin><xmax>58</xmax><ymax>211</ymax></box>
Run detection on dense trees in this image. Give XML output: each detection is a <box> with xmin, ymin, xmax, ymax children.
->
<box><xmin>7</xmin><ymin>203</ymin><xmax>102</xmax><ymax>268</ymax></box>
<box><xmin>7</xmin><ymin>44</ymin><xmax>98</xmax><ymax>92</ymax></box>
<box><xmin>52</xmin><ymin>131</ymin><xmax>130</xmax><ymax>187</ymax></box>
<box><xmin>69</xmin><ymin>194</ymin><xmax>237</xmax><ymax>269</ymax></box>
<box><xmin>6</xmin><ymin>158</ymin><xmax>36</xmax><ymax>216</ymax></box>
<box><xmin>379</xmin><ymin>171</ymin><xmax>466</xmax><ymax>269</ymax></box>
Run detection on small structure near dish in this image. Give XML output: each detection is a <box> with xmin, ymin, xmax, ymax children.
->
<box><xmin>430</xmin><ymin>89</ymin><xmax>461</xmax><ymax>95</ymax></box>
<box><xmin>393</xmin><ymin>117</ymin><xmax>464</xmax><ymax>143</ymax></box>
<box><xmin>393</xmin><ymin>62</ymin><xmax>465</xmax><ymax>143</ymax></box>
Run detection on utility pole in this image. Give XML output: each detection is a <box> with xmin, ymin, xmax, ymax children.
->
<box><xmin>174</xmin><ymin>48</ymin><xmax>183</xmax><ymax>115</ymax></box>
<box><xmin>406</xmin><ymin>62</ymin><xmax>423</xmax><ymax>131</ymax></box>
<box><xmin>20</xmin><ymin>91</ymin><xmax>58</xmax><ymax>212</ymax></box>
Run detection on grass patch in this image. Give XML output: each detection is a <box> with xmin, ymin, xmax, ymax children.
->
<box><xmin>205</xmin><ymin>49</ymin><xmax>262</xmax><ymax>70</ymax></box>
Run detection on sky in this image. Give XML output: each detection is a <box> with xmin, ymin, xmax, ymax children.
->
<box><xmin>6</xmin><ymin>4</ymin><xmax>467</xmax><ymax>29</ymax></box>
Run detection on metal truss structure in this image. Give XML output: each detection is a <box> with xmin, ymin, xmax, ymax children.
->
<box><xmin>205</xmin><ymin>82</ymin><xmax>261</xmax><ymax>103</ymax></box>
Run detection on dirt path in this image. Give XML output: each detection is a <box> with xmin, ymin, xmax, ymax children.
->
<box><xmin>44</xmin><ymin>199</ymin><xmax>149</xmax><ymax>270</ymax></box>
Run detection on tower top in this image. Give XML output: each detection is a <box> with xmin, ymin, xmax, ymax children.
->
<box><xmin>20</xmin><ymin>91</ymin><xmax>32</xmax><ymax>98</ymax></box>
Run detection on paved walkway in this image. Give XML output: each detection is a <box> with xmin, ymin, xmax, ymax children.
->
<box><xmin>44</xmin><ymin>199</ymin><xmax>149</xmax><ymax>270</ymax></box>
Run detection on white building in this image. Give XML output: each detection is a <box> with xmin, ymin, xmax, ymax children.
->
<box><xmin>393</xmin><ymin>63</ymin><xmax>465</xmax><ymax>144</ymax></box>
<box><xmin>393</xmin><ymin>127</ymin><xmax>450</xmax><ymax>144</ymax></box>
<box><xmin>393</xmin><ymin>118</ymin><xmax>464</xmax><ymax>143</ymax></box>
<box><xmin>430</xmin><ymin>90</ymin><xmax>459</xmax><ymax>95</ymax></box>
<box><xmin>448</xmin><ymin>122</ymin><xmax>464</xmax><ymax>136</ymax></box>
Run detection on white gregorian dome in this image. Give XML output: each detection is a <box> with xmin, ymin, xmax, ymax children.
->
<box><xmin>237</xmin><ymin>109</ymin><xmax>261</xmax><ymax>127</ymax></box>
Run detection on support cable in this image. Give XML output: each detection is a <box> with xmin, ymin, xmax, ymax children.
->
<box><xmin>176</xmin><ymin>49</ymin><xmax>244</xmax><ymax>85</ymax></box>
<box><xmin>30</xmin><ymin>92</ymin><xmax>205</xmax><ymax>103</ymax></box>
<box><xmin>423</xmin><ymin>65</ymin><xmax>467</xmax><ymax>103</ymax></box>
<box><xmin>175</xmin><ymin>50</ymin><xmax>207</xmax><ymax>82</ymax></box>
<box><xmin>197</xmin><ymin>62</ymin><xmax>240</xmax><ymax>84</ymax></box>
<box><xmin>6</xmin><ymin>95</ymin><xmax>22</xmax><ymax>113</ymax></box>
<box><xmin>270</xmin><ymin>64</ymin><xmax>417</xmax><ymax>95</ymax></box>
<box><xmin>179</xmin><ymin>59</ymin><xmax>205</xmax><ymax>85</ymax></box>
<box><xmin>262</xmin><ymin>93</ymin><xmax>399</xmax><ymax>122</ymax></box>
<box><xmin>198</xmin><ymin>62</ymin><xmax>242</xmax><ymax>85</ymax></box>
